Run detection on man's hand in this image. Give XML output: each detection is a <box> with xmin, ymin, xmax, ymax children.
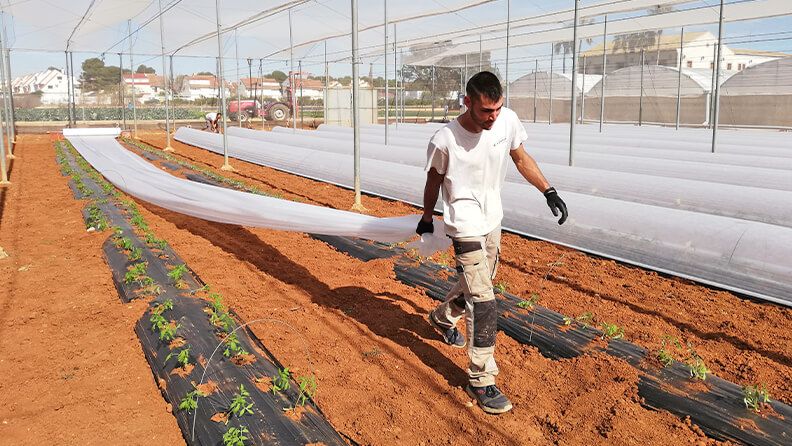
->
<box><xmin>544</xmin><ymin>187</ymin><xmax>568</xmax><ymax>225</ymax></box>
<box><xmin>416</xmin><ymin>217</ymin><xmax>434</xmax><ymax>235</ymax></box>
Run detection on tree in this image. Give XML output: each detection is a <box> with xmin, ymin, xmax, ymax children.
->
<box><xmin>269</xmin><ymin>70</ymin><xmax>287</xmax><ymax>83</ymax></box>
<box><xmin>196</xmin><ymin>71</ymin><xmax>214</xmax><ymax>76</ymax></box>
<box><xmin>80</xmin><ymin>57</ymin><xmax>124</xmax><ymax>93</ymax></box>
<box><xmin>136</xmin><ymin>64</ymin><xmax>156</xmax><ymax>74</ymax></box>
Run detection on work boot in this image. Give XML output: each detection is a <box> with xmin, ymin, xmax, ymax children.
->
<box><xmin>428</xmin><ymin>311</ymin><xmax>466</xmax><ymax>348</ymax></box>
<box><xmin>466</xmin><ymin>384</ymin><xmax>513</xmax><ymax>414</ymax></box>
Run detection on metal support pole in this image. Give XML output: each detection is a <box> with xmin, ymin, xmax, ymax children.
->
<box><xmin>2</xmin><ymin>13</ymin><xmax>15</xmax><ymax>148</ymax></box>
<box><xmin>64</xmin><ymin>51</ymin><xmax>72</xmax><ymax>128</ymax></box>
<box><xmin>479</xmin><ymin>35</ymin><xmax>482</xmax><ymax>71</ymax></box>
<box><xmin>533</xmin><ymin>59</ymin><xmax>538</xmax><ymax>123</ymax></box>
<box><xmin>384</xmin><ymin>0</ymin><xmax>389</xmax><ymax>143</ymax></box>
<box><xmin>69</xmin><ymin>51</ymin><xmax>76</xmax><ymax>125</ymax></box>
<box><xmin>289</xmin><ymin>8</ymin><xmax>296</xmax><ymax>131</ymax></box>
<box><xmin>128</xmin><ymin>20</ymin><xmax>138</xmax><ymax>138</ymax></box>
<box><xmin>568</xmin><ymin>0</ymin><xmax>580</xmax><ymax>166</ymax></box>
<box><xmin>676</xmin><ymin>27</ymin><xmax>684</xmax><ymax>130</ymax></box>
<box><xmin>247</xmin><ymin>58</ymin><xmax>252</xmax><ymax>100</ymax></box>
<box><xmin>599</xmin><ymin>15</ymin><xmax>607</xmax><ymax>132</ymax></box>
<box><xmin>351</xmin><ymin>0</ymin><xmax>363</xmax><ymax>210</ymax></box>
<box><xmin>0</xmin><ymin>28</ymin><xmax>13</xmax><ymax>156</ymax></box>
<box><xmin>298</xmin><ymin>59</ymin><xmax>303</xmax><ymax>128</ymax></box>
<box><xmin>235</xmin><ymin>29</ymin><xmax>241</xmax><ymax>128</ymax></box>
<box><xmin>505</xmin><ymin>0</ymin><xmax>510</xmax><ymax>107</ymax></box>
<box><xmin>709</xmin><ymin>38</ymin><xmax>717</xmax><ymax>128</ymax></box>
<box><xmin>120</xmin><ymin>53</ymin><xmax>126</xmax><ymax>129</ymax></box>
<box><xmin>324</xmin><ymin>43</ymin><xmax>329</xmax><ymax>125</ymax></box>
<box><xmin>216</xmin><ymin>0</ymin><xmax>233</xmax><ymax>171</ymax></box>
<box><xmin>169</xmin><ymin>54</ymin><xmax>174</xmax><ymax>129</ymax></box>
<box><xmin>158</xmin><ymin>0</ymin><xmax>173</xmax><ymax>151</ymax></box>
<box><xmin>430</xmin><ymin>65</ymin><xmax>435</xmax><ymax>121</ymax></box>
<box><xmin>394</xmin><ymin>23</ymin><xmax>398</xmax><ymax>127</ymax></box>
<box><xmin>581</xmin><ymin>55</ymin><xmax>586</xmax><ymax>124</ymax></box>
<box><xmin>639</xmin><ymin>49</ymin><xmax>645</xmax><ymax>126</ymax></box>
<box><xmin>549</xmin><ymin>43</ymin><xmax>554</xmax><ymax>124</ymax></box>
<box><xmin>260</xmin><ymin>59</ymin><xmax>266</xmax><ymax>129</ymax></box>
<box><xmin>0</xmin><ymin>24</ymin><xmax>8</xmax><ymax>183</ymax></box>
<box><xmin>712</xmin><ymin>0</ymin><xmax>725</xmax><ymax>153</ymax></box>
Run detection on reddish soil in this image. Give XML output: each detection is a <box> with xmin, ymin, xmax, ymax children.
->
<box><xmin>0</xmin><ymin>135</ymin><xmax>184</xmax><ymax>444</ymax></box>
<box><xmin>123</xmin><ymin>130</ymin><xmax>792</xmax><ymax>444</ymax></box>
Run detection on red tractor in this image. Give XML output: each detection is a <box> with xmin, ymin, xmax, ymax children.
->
<box><xmin>227</xmin><ymin>98</ymin><xmax>293</xmax><ymax>123</ymax></box>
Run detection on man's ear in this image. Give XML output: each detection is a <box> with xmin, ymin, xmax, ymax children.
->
<box><xmin>463</xmin><ymin>95</ymin><xmax>472</xmax><ymax>109</ymax></box>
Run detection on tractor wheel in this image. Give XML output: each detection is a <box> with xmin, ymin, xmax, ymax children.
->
<box><xmin>268</xmin><ymin>103</ymin><xmax>290</xmax><ymax>122</ymax></box>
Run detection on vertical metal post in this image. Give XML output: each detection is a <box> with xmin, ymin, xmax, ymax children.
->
<box><xmin>394</xmin><ymin>23</ymin><xmax>398</xmax><ymax>127</ymax></box>
<box><xmin>128</xmin><ymin>20</ymin><xmax>138</xmax><ymax>138</ymax></box>
<box><xmin>247</xmin><ymin>59</ymin><xmax>252</xmax><ymax>100</ymax></box>
<box><xmin>216</xmin><ymin>0</ymin><xmax>233</xmax><ymax>171</ymax></box>
<box><xmin>639</xmin><ymin>49</ymin><xmax>645</xmax><ymax>126</ymax></box>
<box><xmin>581</xmin><ymin>55</ymin><xmax>586</xmax><ymax>123</ymax></box>
<box><xmin>711</xmin><ymin>0</ymin><xmax>725</xmax><ymax>153</ymax></box>
<box><xmin>430</xmin><ymin>65</ymin><xmax>435</xmax><ymax>121</ymax></box>
<box><xmin>289</xmin><ymin>8</ymin><xmax>296</xmax><ymax>131</ymax></box>
<box><xmin>568</xmin><ymin>0</ymin><xmax>580</xmax><ymax>166</ymax></box>
<box><xmin>120</xmin><ymin>53</ymin><xmax>126</xmax><ymax>129</ymax></box>
<box><xmin>0</xmin><ymin>25</ymin><xmax>13</xmax><ymax>156</ymax></box>
<box><xmin>2</xmin><ymin>13</ymin><xmax>15</xmax><ymax>148</ymax></box>
<box><xmin>260</xmin><ymin>59</ymin><xmax>266</xmax><ymax>129</ymax></box>
<box><xmin>234</xmin><ymin>30</ymin><xmax>242</xmax><ymax>128</ymax></box>
<box><xmin>479</xmin><ymin>34</ymin><xmax>483</xmax><ymax>72</ymax></box>
<box><xmin>384</xmin><ymin>0</ymin><xmax>389</xmax><ymax>143</ymax></box>
<box><xmin>158</xmin><ymin>0</ymin><xmax>173</xmax><ymax>151</ymax></box>
<box><xmin>351</xmin><ymin>0</ymin><xmax>363</xmax><ymax>209</ymax></box>
<box><xmin>708</xmin><ymin>38</ymin><xmax>717</xmax><ymax>128</ymax></box>
<box><xmin>533</xmin><ymin>59</ymin><xmax>538</xmax><ymax>123</ymax></box>
<box><xmin>169</xmin><ymin>54</ymin><xmax>175</xmax><ymax>128</ymax></box>
<box><xmin>505</xmin><ymin>0</ymin><xmax>510</xmax><ymax>107</ymax></box>
<box><xmin>0</xmin><ymin>20</ymin><xmax>8</xmax><ymax>184</ymax></box>
<box><xmin>69</xmin><ymin>52</ymin><xmax>76</xmax><ymax>125</ymax></box>
<box><xmin>599</xmin><ymin>15</ymin><xmax>607</xmax><ymax>132</ymax></box>
<box><xmin>64</xmin><ymin>51</ymin><xmax>72</xmax><ymax>127</ymax></box>
<box><xmin>549</xmin><ymin>43</ymin><xmax>554</xmax><ymax>124</ymax></box>
<box><xmin>324</xmin><ymin>41</ymin><xmax>328</xmax><ymax>125</ymax></box>
<box><xmin>676</xmin><ymin>27</ymin><xmax>684</xmax><ymax>130</ymax></box>
<box><xmin>299</xmin><ymin>59</ymin><xmax>304</xmax><ymax>128</ymax></box>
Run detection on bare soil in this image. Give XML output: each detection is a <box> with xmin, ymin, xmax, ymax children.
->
<box><xmin>0</xmin><ymin>135</ymin><xmax>184</xmax><ymax>445</ymax></box>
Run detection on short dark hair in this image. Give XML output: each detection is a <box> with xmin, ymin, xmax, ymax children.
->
<box><xmin>466</xmin><ymin>71</ymin><xmax>502</xmax><ymax>102</ymax></box>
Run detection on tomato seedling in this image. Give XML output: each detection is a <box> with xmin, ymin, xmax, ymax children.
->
<box><xmin>222</xmin><ymin>425</ymin><xmax>249</xmax><ymax>446</ymax></box>
<box><xmin>165</xmin><ymin>345</ymin><xmax>191</xmax><ymax>369</ymax></box>
<box><xmin>517</xmin><ymin>293</ymin><xmax>540</xmax><ymax>309</ymax></box>
<box><xmin>599</xmin><ymin>322</ymin><xmax>625</xmax><ymax>340</ymax></box>
<box><xmin>223</xmin><ymin>333</ymin><xmax>248</xmax><ymax>358</ymax></box>
<box><xmin>296</xmin><ymin>374</ymin><xmax>318</xmax><ymax>407</ymax></box>
<box><xmin>272</xmin><ymin>367</ymin><xmax>291</xmax><ymax>394</ymax></box>
<box><xmin>743</xmin><ymin>384</ymin><xmax>771</xmax><ymax>412</ymax></box>
<box><xmin>178</xmin><ymin>389</ymin><xmax>205</xmax><ymax>413</ymax></box>
<box><xmin>168</xmin><ymin>264</ymin><xmax>188</xmax><ymax>284</ymax></box>
<box><xmin>494</xmin><ymin>282</ymin><xmax>508</xmax><ymax>294</ymax></box>
<box><xmin>228</xmin><ymin>385</ymin><xmax>254</xmax><ymax>418</ymax></box>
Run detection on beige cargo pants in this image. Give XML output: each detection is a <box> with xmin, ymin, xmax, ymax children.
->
<box><xmin>431</xmin><ymin>226</ymin><xmax>500</xmax><ymax>387</ymax></box>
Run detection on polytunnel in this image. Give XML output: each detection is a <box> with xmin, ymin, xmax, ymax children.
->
<box><xmin>508</xmin><ymin>72</ymin><xmax>601</xmax><ymax>123</ymax></box>
<box><xmin>586</xmin><ymin>66</ymin><xmax>734</xmax><ymax>126</ymax></box>
<box><xmin>720</xmin><ymin>57</ymin><xmax>792</xmax><ymax>128</ymax></box>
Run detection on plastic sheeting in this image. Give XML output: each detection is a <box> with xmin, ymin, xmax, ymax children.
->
<box><xmin>64</xmin><ymin>130</ymin><xmax>450</xmax><ymax>255</ymax></box>
<box><xmin>176</xmin><ymin>127</ymin><xmax>792</xmax><ymax>306</ymax></box>
<box><xmin>231</xmin><ymin>126</ymin><xmax>792</xmax><ymax>228</ymax></box>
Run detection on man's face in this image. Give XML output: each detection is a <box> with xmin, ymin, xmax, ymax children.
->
<box><xmin>464</xmin><ymin>94</ymin><xmax>503</xmax><ymax>130</ymax></box>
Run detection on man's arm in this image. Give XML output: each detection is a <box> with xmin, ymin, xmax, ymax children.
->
<box><xmin>417</xmin><ymin>167</ymin><xmax>444</xmax><ymax>234</ymax></box>
<box><xmin>510</xmin><ymin>145</ymin><xmax>568</xmax><ymax>225</ymax></box>
<box><xmin>510</xmin><ymin>145</ymin><xmax>550</xmax><ymax>191</ymax></box>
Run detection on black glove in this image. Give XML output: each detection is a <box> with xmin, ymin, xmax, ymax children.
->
<box><xmin>544</xmin><ymin>187</ymin><xmax>568</xmax><ymax>225</ymax></box>
<box><xmin>416</xmin><ymin>218</ymin><xmax>434</xmax><ymax>235</ymax></box>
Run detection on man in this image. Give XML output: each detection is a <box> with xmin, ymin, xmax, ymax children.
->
<box><xmin>203</xmin><ymin>111</ymin><xmax>222</xmax><ymax>133</ymax></box>
<box><xmin>418</xmin><ymin>71</ymin><xmax>568</xmax><ymax>415</ymax></box>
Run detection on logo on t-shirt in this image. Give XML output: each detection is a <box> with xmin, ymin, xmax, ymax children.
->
<box><xmin>492</xmin><ymin>136</ymin><xmax>507</xmax><ymax>147</ymax></box>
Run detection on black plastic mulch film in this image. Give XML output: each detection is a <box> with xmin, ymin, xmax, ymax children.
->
<box><xmin>57</xmin><ymin>141</ymin><xmax>347</xmax><ymax>446</ymax></box>
<box><xmin>78</xmin><ymin>137</ymin><xmax>792</xmax><ymax>445</ymax></box>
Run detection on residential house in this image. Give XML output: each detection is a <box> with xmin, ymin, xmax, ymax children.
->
<box><xmin>177</xmin><ymin>74</ymin><xmax>229</xmax><ymax>101</ymax></box>
<box><xmin>282</xmin><ymin>74</ymin><xmax>325</xmax><ymax>100</ymax></box>
<box><xmin>238</xmin><ymin>77</ymin><xmax>283</xmax><ymax>100</ymax></box>
<box><xmin>122</xmin><ymin>73</ymin><xmax>165</xmax><ymax>103</ymax></box>
<box><xmin>11</xmin><ymin>68</ymin><xmax>78</xmax><ymax>104</ymax></box>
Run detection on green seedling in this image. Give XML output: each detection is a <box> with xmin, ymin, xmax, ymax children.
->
<box><xmin>165</xmin><ymin>346</ymin><xmax>191</xmax><ymax>369</ymax></box>
<box><xmin>228</xmin><ymin>385</ymin><xmax>254</xmax><ymax>418</ymax></box>
<box><xmin>271</xmin><ymin>367</ymin><xmax>291</xmax><ymax>394</ymax></box>
<box><xmin>219</xmin><ymin>312</ymin><xmax>237</xmax><ymax>333</ymax></box>
<box><xmin>517</xmin><ymin>293</ymin><xmax>540</xmax><ymax>309</ymax></box>
<box><xmin>85</xmin><ymin>204</ymin><xmax>108</xmax><ymax>231</ymax></box>
<box><xmin>124</xmin><ymin>262</ymin><xmax>148</xmax><ymax>284</ymax></box>
<box><xmin>222</xmin><ymin>426</ymin><xmax>249</xmax><ymax>446</ymax></box>
<box><xmin>178</xmin><ymin>389</ymin><xmax>205</xmax><ymax>413</ymax></box>
<box><xmin>599</xmin><ymin>322</ymin><xmax>625</xmax><ymax>340</ymax></box>
<box><xmin>685</xmin><ymin>345</ymin><xmax>710</xmax><ymax>380</ymax></box>
<box><xmin>150</xmin><ymin>312</ymin><xmax>168</xmax><ymax>332</ymax></box>
<box><xmin>168</xmin><ymin>264</ymin><xmax>188</xmax><ymax>284</ymax></box>
<box><xmin>575</xmin><ymin>312</ymin><xmax>595</xmax><ymax>328</ymax></box>
<box><xmin>159</xmin><ymin>323</ymin><xmax>180</xmax><ymax>342</ymax></box>
<box><xmin>130</xmin><ymin>214</ymin><xmax>148</xmax><ymax>230</ymax></box>
<box><xmin>743</xmin><ymin>384</ymin><xmax>771</xmax><ymax>412</ymax></box>
<box><xmin>128</xmin><ymin>246</ymin><xmax>143</xmax><ymax>261</ymax></box>
<box><xmin>494</xmin><ymin>282</ymin><xmax>508</xmax><ymax>294</ymax></box>
<box><xmin>562</xmin><ymin>316</ymin><xmax>574</xmax><ymax>326</ymax></box>
<box><xmin>656</xmin><ymin>336</ymin><xmax>682</xmax><ymax>367</ymax></box>
<box><xmin>209</xmin><ymin>293</ymin><xmax>226</xmax><ymax>314</ymax></box>
<box><xmin>223</xmin><ymin>333</ymin><xmax>248</xmax><ymax>358</ymax></box>
<box><xmin>296</xmin><ymin>374</ymin><xmax>317</xmax><ymax>407</ymax></box>
<box><xmin>144</xmin><ymin>232</ymin><xmax>168</xmax><ymax>250</ymax></box>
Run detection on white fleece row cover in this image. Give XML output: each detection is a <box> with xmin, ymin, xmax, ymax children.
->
<box><xmin>64</xmin><ymin>131</ymin><xmax>451</xmax><ymax>256</ymax></box>
<box><xmin>177</xmin><ymin>126</ymin><xmax>792</xmax><ymax>307</ymax></box>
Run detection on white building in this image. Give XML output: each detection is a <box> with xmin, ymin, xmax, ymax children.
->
<box><xmin>282</xmin><ymin>75</ymin><xmax>325</xmax><ymax>100</ymax></box>
<box><xmin>239</xmin><ymin>77</ymin><xmax>282</xmax><ymax>99</ymax></box>
<box><xmin>122</xmin><ymin>73</ymin><xmax>165</xmax><ymax>103</ymax></box>
<box><xmin>581</xmin><ymin>32</ymin><xmax>788</xmax><ymax>74</ymax></box>
<box><xmin>178</xmin><ymin>75</ymin><xmax>229</xmax><ymax>101</ymax></box>
<box><xmin>11</xmin><ymin>68</ymin><xmax>78</xmax><ymax>104</ymax></box>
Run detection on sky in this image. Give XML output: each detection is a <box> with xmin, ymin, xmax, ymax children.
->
<box><xmin>2</xmin><ymin>0</ymin><xmax>792</xmax><ymax>82</ymax></box>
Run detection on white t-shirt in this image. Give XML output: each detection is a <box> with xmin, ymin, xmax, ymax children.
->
<box><xmin>425</xmin><ymin>107</ymin><xmax>527</xmax><ymax>238</ymax></box>
<box><xmin>206</xmin><ymin>112</ymin><xmax>219</xmax><ymax>121</ymax></box>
